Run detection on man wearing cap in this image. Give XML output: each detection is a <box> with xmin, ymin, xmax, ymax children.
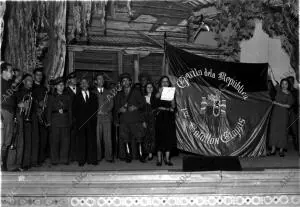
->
<box><xmin>14</xmin><ymin>74</ymin><xmax>34</xmax><ymax>170</ymax></box>
<box><xmin>31</xmin><ymin>68</ymin><xmax>48</xmax><ymax>166</ymax></box>
<box><xmin>114</xmin><ymin>73</ymin><xmax>147</xmax><ymax>163</ymax></box>
<box><xmin>92</xmin><ymin>73</ymin><xmax>114</xmax><ymax>162</ymax></box>
<box><xmin>47</xmin><ymin>77</ymin><xmax>72</xmax><ymax>165</ymax></box>
<box><xmin>65</xmin><ymin>71</ymin><xmax>77</xmax><ymax>162</ymax></box>
<box><xmin>74</xmin><ymin>77</ymin><xmax>98</xmax><ymax>166</ymax></box>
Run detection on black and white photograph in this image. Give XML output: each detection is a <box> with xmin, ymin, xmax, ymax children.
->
<box><xmin>0</xmin><ymin>0</ymin><xmax>299</xmax><ymax>206</ymax></box>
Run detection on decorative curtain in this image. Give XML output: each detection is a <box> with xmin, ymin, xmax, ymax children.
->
<box><xmin>68</xmin><ymin>0</ymin><xmax>107</xmax><ymax>42</ymax></box>
<box><xmin>4</xmin><ymin>1</ymin><xmax>42</xmax><ymax>73</ymax></box>
<box><xmin>0</xmin><ymin>1</ymin><xmax>6</xmax><ymax>61</ymax></box>
<box><xmin>3</xmin><ymin>1</ymin><xmax>66</xmax><ymax>79</ymax></box>
<box><xmin>44</xmin><ymin>1</ymin><xmax>67</xmax><ymax>78</ymax></box>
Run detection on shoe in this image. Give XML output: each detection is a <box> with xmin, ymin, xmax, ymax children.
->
<box><xmin>78</xmin><ymin>163</ymin><xmax>84</xmax><ymax>167</ymax></box>
<box><xmin>22</xmin><ymin>166</ymin><xmax>30</xmax><ymax>171</ymax></box>
<box><xmin>1</xmin><ymin>164</ymin><xmax>8</xmax><ymax>172</ymax></box>
<box><xmin>106</xmin><ymin>160</ymin><xmax>115</xmax><ymax>163</ymax></box>
<box><xmin>267</xmin><ymin>151</ymin><xmax>276</xmax><ymax>156</ymax></box>
<box><xmin>164</xmin><ymin>160</ymin><xmax>173</xmax><ymax>166</ymax></box>
<box><xmin>10</xmin><ymin>168</ymin><xmax>19</xmax><ymax>172</ymax></box>
<box><xmin>156</xmin><ymin>161</ymin><xmax>162</xmax><ymax>166</ymax></box>
<box><xmin>279</xmin><ymin>152</ymin><xmax>285</xmax><ymax>157</ymax></box>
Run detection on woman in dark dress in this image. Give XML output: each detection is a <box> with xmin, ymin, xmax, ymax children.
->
<box><xmin>268</xmin><ymin>78</ymin><xmax>294</xmax><ymax>157</ymax></box>
<box><xmin>143</xmin><ymin>82</ymin><xmax>156</xmax><ymax>160</ymax></box>
<box><xmin>154</xmin><ymin>76</ymin><xmax>176</xmax><ymax>166</ymax></box>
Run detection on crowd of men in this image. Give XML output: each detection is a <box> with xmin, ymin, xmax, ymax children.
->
<box><xmin>1</xmin><ymin>62</ymin><xmax>163</xmax><ymax>172</ymax></box>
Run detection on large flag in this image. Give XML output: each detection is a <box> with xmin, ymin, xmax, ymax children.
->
<box><xmin>166</xmin><ymin>43</ymin><xmax>272</xmax><ymax>157</ymax></box>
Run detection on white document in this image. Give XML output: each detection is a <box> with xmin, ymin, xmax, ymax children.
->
<box><xmin>161</xmin><ymin>87</ymin><xmax>176</xmax><ymax>101</ymax></box>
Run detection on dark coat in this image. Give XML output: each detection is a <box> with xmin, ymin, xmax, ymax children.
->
<box><xmin>114</xmin><ymin>87</ymin><xmax>146</xmax><ymax>124</ymax></box>
<box><xmin>47</xmin><ymin>91</ymin><xmax>72</xmax><ymax>128</ymax></box>
<box><xmin>65</xmin><ymin>86</ymin><xmax>77</xmax><ymax>104</ymax></box>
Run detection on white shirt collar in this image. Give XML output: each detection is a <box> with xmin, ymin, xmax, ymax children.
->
<box><xmin>98</xmin><ymin>87</ymin><xmax>104</xmax><ymax>93</ymax></box>
<box><xmin>69</xmin><ymin>85</ymin><xmax>76</xmax><ymax>93</ymax></box>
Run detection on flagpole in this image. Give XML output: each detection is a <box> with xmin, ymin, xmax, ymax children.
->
<box><xmin>163</xmin><ymin>32</ymin><xmax>168</xmax><ymax>75</ymax></box>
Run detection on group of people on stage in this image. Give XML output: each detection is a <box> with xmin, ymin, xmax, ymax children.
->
<box><xmin>1</xmin><ymin>62</ymin><xmax>177</xmax><ymax>172</ymax></box>
<box><xmin>1</xmin><ymin>61</ymin><xmax>299</xmax><ymax>172</ymax></box>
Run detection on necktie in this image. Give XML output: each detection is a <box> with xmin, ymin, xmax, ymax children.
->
<box><xmin>86</xmin><ymin>91</ymin><xmax>89</xmax><ymax>99</ymax></box>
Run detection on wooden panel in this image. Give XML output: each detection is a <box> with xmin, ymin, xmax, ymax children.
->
<box><xmin>122</xmin><ymin>54</ymin><xmax>135</xmax><ymax>78</ymax></box>
<box><xmin>140</xmin><ymin>53</ymin><xmax>163</xmax><ymax>83</ymax></box>
<box><xmin>74</xmin><ymin>51</ymin><xmax>118</xmax><ymax>72</ymax></box>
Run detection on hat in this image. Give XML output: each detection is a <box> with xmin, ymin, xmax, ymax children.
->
<box><xmin>52</xmin><ymin>77</ymin><xmax>65</xmax><ymax>85</ymax></box>
<box><xmin>67</xmin><ymin>72</ymin><xmax>76</xmax><ymax>80</ymax></box>
<box><xmin>22</xmin><ymin>73</ymin><xmax>33</xmax><ymax>80</ymax></box>
<box><xmin>138</xmin><ymin>72</ymin><xmax>150</xmax><ymax>80</ymax></box>
<box><xmin>119</xmin><ymin>73</ymin><xmax>132</xmax><ymax>82</ymax></box>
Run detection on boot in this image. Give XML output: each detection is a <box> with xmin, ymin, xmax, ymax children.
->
<box><xmin>1</xmin><ymin>148</ymin><xmax>8</xmax><ymax>171</ymax></box>
<box><xmin>124</xmin><ymin>143</ymin><xmax>132</xmax><ymax>163</ymax></box>
<box><xmin>138</xmin><ymin>143</ymin><xmax>146</xmax><ymax>163</ymax></box>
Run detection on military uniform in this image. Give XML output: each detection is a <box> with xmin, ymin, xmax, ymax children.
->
<box><xmin>47</xmin><ymin>89</ymin><xmax>72</xmax><ymax>165</ymax></box>
<box><xmin>32</xmin><ymin>82</ymin><xmax>48</xmax><ymax>165</ymax></box>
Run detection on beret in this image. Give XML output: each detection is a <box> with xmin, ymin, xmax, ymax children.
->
<box><xmin>52</xmin><ymin>77</ymin><xmax>65</xmax><ymax>85</ymax></box>
<box><xmin>119</xmin><ymin>72</ymin><xmax>132</xmax><ymax>82</ymax></box>
<box><xmin>66</xmin><ymin>71</ymin><xmax>76</xmax><ymax>80</ymax></box>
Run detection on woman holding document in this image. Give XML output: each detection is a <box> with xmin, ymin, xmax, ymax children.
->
<box><xmin>154</xmin><ymin>76</ymin><xmax>176</xmax><ymax>166</ymax></box>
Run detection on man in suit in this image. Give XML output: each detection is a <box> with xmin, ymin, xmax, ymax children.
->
<box><xmin>65</xmin><ymin>72</ymin><xmax>77</xmax><ymax>161</ymax></box>
<box><xmin>47</xmin><ymin>77</ymin><xmax>72</xmax><ymax>165</ymax></box>
<box><xmin>114</xmin><ymin>73</ymin><xmax>147</xmax><ymax>163</ymax></box>
<box><xmin>74</xmin><ymin>77</ymin><xmax>98</xmax><ymax>166</ymax></box>
<box><xmin>92</xmin><ymin>73</ymin><xmax>114</xmax><ymax>162</ymax></box>
<box><xmin>31</xmin><ymin>68</ymin><xmax>48</xmax><ymax>166</ymax></box>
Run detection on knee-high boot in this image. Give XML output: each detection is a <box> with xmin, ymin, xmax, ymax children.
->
<box><xmin>138</xmin><ymin>143</ymin><xmax>146</xmax><ymax>163</ymax></box>
<box><xmin>124</xmin><ymin>143</ymin><xmax>132</xmax><ymax>163</ymax></box>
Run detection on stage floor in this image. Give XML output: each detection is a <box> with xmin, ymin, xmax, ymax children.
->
<box><xmin>1</xmin><ymin>141</ymin><xmax>299</xmax><ymax>207</ymax></box>
<box><xmin>27</xmin><ymin>141</ymin><xmax>299</xmax><ymax>172</ymax></box>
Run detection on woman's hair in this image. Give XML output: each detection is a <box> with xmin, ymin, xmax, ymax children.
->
<box><xmin>280</xmin><ymin>78</ymin><xmax>291</xmax><ymax>91</ymax></box>
<box><xmin>158</xmin><ymin>75</ymin><xmax>172</xmax><ymax>87</ymax></box>
<box><xmin>144</xmin><ymin>81</ymin><xmax>157</xmax><ymax>95</ymax></box>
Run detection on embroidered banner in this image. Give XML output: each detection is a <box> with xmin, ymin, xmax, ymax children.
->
<box><xmin>166</xmin><ymin>42</ymin><xmax>272</xmax><ymax>157</ymax></box>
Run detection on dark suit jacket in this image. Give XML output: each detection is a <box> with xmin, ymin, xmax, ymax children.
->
<box><xmin>73</xmin><ymin>90</ymin><xmax>98</xmax><ymax>129</ymax></box>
